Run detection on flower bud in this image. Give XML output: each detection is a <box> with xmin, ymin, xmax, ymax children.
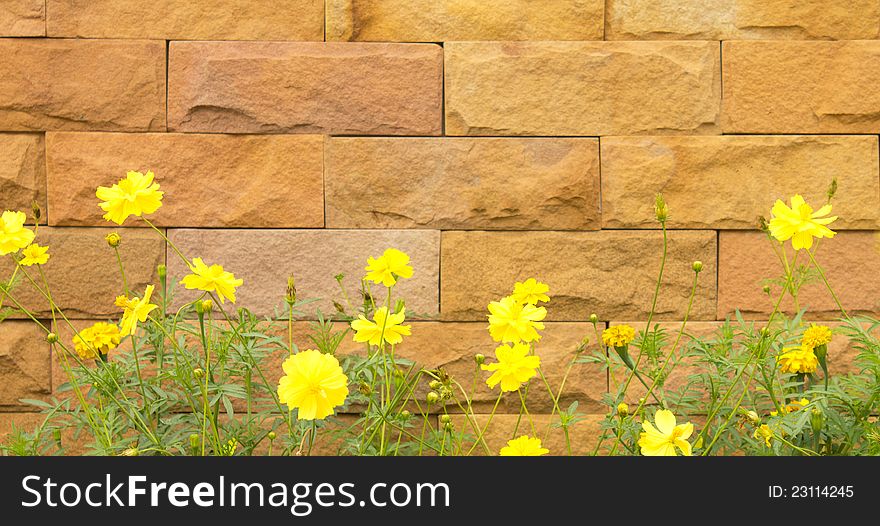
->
<box><xmin>267</xmin><ymin>431</ymin><xmax>277</xmax><ymax>441</ymax></box>
<box><xmin>394</xmin><ymin>299</ymin><xmax>406</xmax><ymax>314</ymax></box>
<box><xmin>121</xmin><ymin>448</ymin><xmax>139</xmax><ymax>457</ymax></box>
<box><xmin>654</xmin><ymin>193</ymin><xmax>669</xmax><ymax>223</ymax></box>
<box><xmin>189</xmin><ymin>433</ymin><xmax>200</xmax><ymax>450</ymax></box>
<box><xmin>53</xmin><ymin>429</ymin><xmax>62</xmax><ymax>447</ymax></box>
<box><xmin>200</xmin><ymin>299</ymin><xmax>213</xmax><ymax>313</ymax></box>
<box><xmin>439</xmin><ymin>414</ymin><xmax>452</xmax><ymax>424</ymax></box>
<box><xmin>589</xmin><ymin>313</ymin><xmax>599</xmax><ymax>324</ymax></box>
<box><xmin>193</xmin><ymin>368</ymin><xmax>204</xmax><ymax>379</ymax></box>
<box><xmin>31</xmin><ymin>200</ymin><xmax>42</xmax><ymax>223</ymax></box>
<box><xmin>105</xmin><ymin>232</ymin><xmax>121</xmax><ymax>248</ymax></box>
<box><xmin>426</xmin><ymin>391</ymin><xmax>440</xmax><ymax>405</ymax></box>
<box><xmin>760</xmin><ymin>326</ymin><xmax>770</xmax><ymax>338</ymax></box>
<box><xmin>745</xmin><ymin>410</ymin><xmax>760</xmax><ymax>426</ymax></box>
<box><xmin>762</xmin><ymin>284</ymin><xmax>771</xmax><ymax>295</ymax></box>
<box><xmin>334</xmin><ymin>273</ymin><xmax>345</xmax><ymax>283</ymax></box>
<box><xmin>358</xmin><ymin>382</ymin><xmax>372</xmax><ymax>396</ymax></box>
<box><xmin>157</xmin><ymin>264</ymin><xmax>167</xmax><ymax>281</ymax></box>
<box><xmin>428</xmin><ymin>380</ymin><xmax>442</xmax><ymax>390</ymax></box>
<box><xmin>474</xmin><ymin>353</ymin><xmax>485</xmax><ymax>365</ymax></box>
<box><xmin>617</xmin><ymin>403</ymin><xmax>629</xmax><ymax>417</ymax></box>
<box><xmin>810</xmin><ymin>408</ymin><xmax>825</xmax><ymax>436</ymax></box>
<box><xmin>400</xmin><ymin>410</ymin><xmax>411</xmax><ymax>419</ymax></box>
<box><xmin>285</xmin><ymin>276</ymin><xmax>297</xmax><ymax>305</ymax></box>
<box><xmin>332</xmin><ymin>301</ymin><xmax>346</xmax><ymax>314</ymax></box>
<box><xmin>692</xmin><ymin>260</ymin><xmax>703</xmax><ymax>273</ymax></box>
<box><xmin>443</xmin><ymin>422</ymin><xmax>454</xmax><ymax>432</ymax></box>
<box><xmin>46</xmin><ymin>332</ymin><xmax>58</xmax><ymax>344</ymax></box>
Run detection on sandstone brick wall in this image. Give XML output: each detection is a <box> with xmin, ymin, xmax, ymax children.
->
<box><xmin>2</xmin><ymin>1</ymin><xmax>879</xmax><ymax>453</ymax></box>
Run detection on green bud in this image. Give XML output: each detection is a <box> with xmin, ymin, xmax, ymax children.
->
<box><xmin>189</xmin><ymin>433</ymin><xmax>200</xmax><ymax>450</ymax></box>
<box><xmin>474</xmin><ymin>353</ymin><xmax>485</xmax><ymax>365</ymax></box>
<box><xmin>692</xmin><ymin>260</ymin><xmax>703</xmax><ymax>273</ymax></box>
<box><xmin>31</xmin><ymin>200</ymin><xmax>42</xmax><ymax>222</ymax></box>
<box><xmin>426</xmin><ymin>391</ymin><xmax>440</xmax><ymax>405</ymax></box>
<box><xmin>105</xmin><ymin>232</ymin><xmax>121</xmax><ymax>248</ymax></box>
<box><xmin>400</xmin><ymin>410</ymin><xmax>411</xmax><ymax>419</ymax></box>
<box><xmin>332</xmin><ymin>301</ymin><xmax>346</xmax><ymax>314</ymax></box>
<box><xmin>654</xmin><ymin>193</ymin><xmax>669</xmax><ymax>223</ymax></box>
<box><xmin>443</xmin><ymin>422</ymin><xmax>453</xmax><ymax>432</ymax></box>
<box><xmin>428</xmin><ymin>380</ymin><xmax>442</xmax><ymax>390</ymax></box>
<box><xmin>762</xmin><ymin>284</ymin><xmax>771</xmax><ymax>295</ymax></box>
<box><xmin>193</xmin><ymin>368</ymin><xmax>204</xmax><ymax>379</ymax></box>
<box><xmin>267</xmin><ymin>431</ymin><xmax>277</xmax><ymax>441</ymax></box>
<box><xmin>394</xmin><ymin>299</ymin><xmax>406</xmax><ymax>314</ymax></box>
<box><xmin>157</xmin><ymin>264</ymin><xmax>167</xmax><ymax>281</ymax></box>
<box><xmin>617</xmin><ymin>403</ymin><xmax>629</xmax><ymax>417</ymax></box>
<box><xmin>285</xmin><ymin>276</ymin><xmax>297</xmax><ymax>305</ymax></box>
<box><xmin>439</xmin><ymin>414</ymin><xmax>451</xmax><ymax>424</ymax></box>
<box><xmin>589</xmin><ymin>313</ymin><xmax>599</xmax><ymax>324</ymax></box>
<box><xmin>46</xmin><ymin>332</ymin><xmax>58</xmax><ymax>344</ymax></box>
<box><xmin>745</xmin><ymin>410</ymin><xmax>760</xmax><ymax>426</ymax></box>
<box><xmin>810</xmin><ymin>408</ymin><xmax>825</xmax><ymax>436</ymax></box>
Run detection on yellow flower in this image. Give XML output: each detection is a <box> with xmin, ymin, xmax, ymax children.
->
<box><xmin>802</xmin><ymin>324</ymin><xmax>832</xmax><ymax>348</ymax></box>
<box><xmin>117</xmin><ymin>285</ymin><xmax>158</xmax><ymax>337</ymax></box>
<box><xmin>277</xmin><ymin>349</ymin><xmax>349</xmax><ymax>420</ymax></box>
<box><xmin>770</xmin><ymin>398</ymin><xmax>809</xmax><ymax>417</ymax></box>
<box><xmin>19</xmin><ymin>243</ymin><xmax>49</xmax><ymax>266</ymax></box>
<box><xmin>638</xmin><ymin>409</ymin><xmax>694</xmax><ymax>456</ymax></box>
<box><xmin>768</xmin><ymin>194</ymin><xmax>836</xmax><ymax>250</ymax></box>
<box><xmin>351</xmin><ymin>306</ymin><xmax>411</xmax><ymax>346</ymax></box>
<box><xmin>777</xmin><ymin>345</ymin><xmax>818</xmax><ymax>374</ymax></box>
<box><xmin>0</xmin><ymin>210</ymin><xmax>35</xmax><ymax>255</ymax></box>
<box><xmin>500</xmin><ymin>436</ymin><xmax>549</xmax><ymax>456</ymax></box>
<box><xmin>481</xmin><ymin>342</ymin><xmax>541</xmax><ymax>392</ymax></box>
<box><xmin>487</xmin><ymin>295</ymin><xmax>546</xmax><ymax>343</ymax></box>
<box><xmin>602</xmin><ymin>325</ymin><xmax>636</xmax><ymax>348</ymax></box>
<box><xmin>96</xmin><ymin>170</ymin><xmax>164</xmax><ymax>225</ymax></box>
<box><xmin>180</xmin><ymin>258</ymin><xmax>243</xmax><ymax>304</ymax></box>
<box><xmin>754</xmin><ymin>424</ymin><xmax>774</xmax><ymax>447</ymax></box>
<box><xmin>511</xmin><ymin>278</ymin><xmax>550</xmax><ymax>305</ymax></box>
<box><xmin>364</xmin><ymin>248</ymin><xmax>413</xmax><ymax>287</ymax></box>
<box><xmin>72</xmin><ymin>322</ymin><xmax>121</xmax><ymax>360</ymax></box>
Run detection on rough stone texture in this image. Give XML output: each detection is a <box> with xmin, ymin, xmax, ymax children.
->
<box><xmin>0</xmin><ymin>133</ymin><xmax>45</xmax><ymax>224</ymax></box>
<box><xmin>0</xmin><ymin>39</ymin><xmax>165</xmax><ymax>132</ymax></box>
<box><xmin>0</xmin><ymin>322</ymin><xmax>50</xmax><ymax>407</ymax></box>
<box><xmin>167</xmin><ymin>229</ymin><xmax>439</xmax><ymax>317</ymax></box>
<box><xmin>47</xmin><ymin>0</ymin><xmax>324</xmax><ymax>40</ymax></box>
<box><xmin>723</xmin><ymin>41</ymin><xmax>880</xmax><ymax>133</ymax></box>
<box><xmin>601</xmin><ymin>136</ymin><xmax>880</xmax><ymax>229</ymax></box>
<box><xmin>0</xmin><ymin>411</ymin><xmax>89</xmax><ymax>454</ymax></box>
<box><xmin>1</xmin><ymin>227</ymin><xmax>163</xmax><ymax>319</ymax></box>
<box><xmin>448</xmin><ymin>413</ymin><xmax>606</xmax><ymax>456</ymax></box>
<box><xmin>326</xmin><ymin>0</ymin><xmax>604</xmax><ymax>41</ymax></box>
<box><xmin>718</xmin><ymin>232</ymin><xmax>880</xmax><ymax>320</ymax></box>
<box><xmin>0</xmin><ymin>0</ymin><xmax>44</xmax><ymax>36</ymax></box>
<box><xmin>46</xmin><ymin>133</ymin><xmax>324</xmax><ymax>228</ymax></box>
<box><xmin>326</xmin><ymin>138</ymin><xmax>600</xmax><ymax>230</ymax></box>
<box><xmin>441</xmin><ymin>231</ymin><xmax>717</xmax><ymax>321</ymax></box>
<box><xmin>168</xmin><ymin>42</ymin><xmax>442</xmax><ymax>136</ymax></box>
<box><xmin>445</xmin><ymin>41</ymin><xmax>720</xmax><ymax>136</ymax></box>
<box><xmin>606</xmin><ymin>0</ymin><xmax>880</xmax><ymax>40</ymax></box>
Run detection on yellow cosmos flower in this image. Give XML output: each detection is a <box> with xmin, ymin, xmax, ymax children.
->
<box><xmin>500</xmin><ymin>436</ymin><xmax>549</xmax><ymax>456</ymax></box>
<box><xmin>180</xmin><ymin>258</ymin><xmax>243</xmax><ymax>304</ymax></box>
<box><xmin>768</xmin><ymin>194</ymin><xmax>837</xmax><ymax>251</ymax></box>
<box><xmin>602</xmin><ymin>325</ymin><xmax>636</xmax><ymax>348</ymax></box>
<box><xmin>487</xmin><ymin>295</ymin><xmax>546</xmax><ymax>343</ymax></box>
<box><xmin>802</xmin><ymin>324</ymin><xmax>832</xmax><ymax>348</ymax></box>
<box><xmin>72</xmin><ymin>322</ymin><xmax>121</xmax><ymax>360</ymax></box>
<box><xmin>0</xmin><ymin>210</ymin><xmax>35</xmax><ymax>255</ymax></box>
<box><xmin>364</xmin><ymin>248</ymin><xmax>413</xmax><ymax>287</ymax></box>
<box><xmin>96</xmin><ymin>170</ymin><xmax>164</xmax><ymax>225</ymax></box>
<box><xmin>754</xmin><ymin>424</ymin><xmax>774</xmax><ymax>447</ymax></box>
<box><xmin>117</xmin><ymin>285</ymin><xmax>158</xmax><ymax>337</ymax></box>
<box><xmin>19</xmin><ymin>243</ymin><xmax>49</xmax><ymax>266</ymax></box>
<box><xmin>277</xmin><ymin>349</ymin><xmax>349</xmax><ymax>420</ymax></box>
<box><xmin>481</xmin><ymin>342</ymin><xmax>541</xmax><ymax>392</ymax></box>
<box><xmin>638</xmin><ymin>409</ymin><xmax>694</xmax><ymax>456</ymax></box>
<box><xmin>770</xmin><ymin>398</ymin><xmax>809</xmax><ymax>417</ymax></box>
<box><xmin>511</xmin><ymin>278</ymin><xmax>550</xmax><ymax>305</ymax></box>
<box><xmin>351</xmin><ymin>307</ymin><xmax>411</xmax><ymax>346</ymax></box>
<box><xmin>777</xmin><ymin>345</ymin><xmax>819</xmax><ymax>374</ymax></box>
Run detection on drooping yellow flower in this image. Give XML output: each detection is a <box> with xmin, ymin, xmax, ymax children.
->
<box><xmin>117</xmin><ymin>285</ymin><xmax>158</xmax><ymax>337</ymax></box>
<box><xmin>277</xmin><ymin>349</ymin><xmax>349</xmax><ymax>420</ymax></box>
<box><xmin>768</xmin><ymin>194</ymin><xmax>837</xmax><ymax>250</ymax></box>
<box><xmin>511</xmin><ymin>278</ymin><xmax>550</xmax><ymax>305</ymax></box>
<box><xmin>500</xmin><ymin>436</ymin><xmax>549</xmax><ymax>456</ymax></box>
<box><xmin>96</xmin><ymin>170</ymin><xmax>164</xmax><ymax>225</ymax></box>
<box><xmin>351</xmin><ymin>306</ymin><xmax>411</xmax><ymax>346</ymax></box>
<box><xmin>180</xmin><ymin>258</ymin><xmax>243</xmax><ymax>304</ymax></box>
<box><xmin>481</xmin><ymin>342</ymin><xmax>541</xmax><ymax>392</ymax></box>
<box><xmin>19</xmin><ymin>243</ymin><xmax>49</xmax><ymax>266</ymax></box>
<box><xmin>638</xmin><ymin>409</ymin><xmax>694</xmax><ymax>456</ymax></box>
<box><xmin>777</xmin><ymin>345</ymin><xmax>819</xmax><ymax>374</ymax></box>
<box><xmin>770</xmin><ymin>398</ymin><xmax>809</xmax><ymax>417</ymax></box>
<box><xmin>602</xmin><ymin>325</ymin><xmax>636</xmax><ymax>348</ymax></box>
<box><xmin>364</xmin><ymin>248</ymin><xmax>413</xmax><ymax>287</ymax></box>
<box><xmin>72</xmin><ymin>322</ymin><xmax>121</xmax><ymax>360</ymax></box>
<box><xmin>802</xmin><ymin>324</ymin><xmax>832</xmax><ymax>348</ymax></box>
<box><xmin>487</xmin><ymin>295</ymin><xmax>546</xmax><ymax>343</ymax></box>
<box><xmin>754</xmin><ymin>424</ymin><xmax>774</xmax><ymax>447</ymax></box>
<box><xmin>0</xmin><ymin>210</ymin><xmax>35</xmax><ymax>255</ymax></box>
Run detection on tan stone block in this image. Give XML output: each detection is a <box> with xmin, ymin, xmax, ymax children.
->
<box><xmin>601</xmin><ymin>136</ymin><xmax>880</xmax><ymax>229</ymax></box>
<box><xmin>445</xmin><ymin>41</ymin><xmax>720</xmax><ymax>136</ymax></box>
<box><xmin>0</xmin><ymin>133</ymin><xmax>45</xmax><ymax>224</ymax></box>
<box><xmin>0</xmin><ymin>321</ymin><xmax>51</xmax><ymax>407</ymax></box>
<box><xmin>326</xmin><ymin>0</ymin><xmax>603</xmax><ymax>41</ymax></box>
<box><xmin>441</xmin><ymin>230</ymin><xmax>717</xmax><ymax>321</ymax></box>
<box><xmin>723</xmin><ymin>41</ymin><xmax>880</xmax><ymax>133</ymax></box>
<box><xmin>168</xmin><ymin>42</ymin><xmax>442</xmax><ymax>135</ymax></box>
<box><xmin>1</xmin><ymin>227</ymin><xmax>163</xmax><ymax>319</ymax></box>
<box><xmin>718</xmin><ymin>232</ymin><xmax>880</xmax><ymax>320</ymax></box>
<box><xmin>46</xmin><ymin>132</ymin><xmax>324</xmax><ymax>228</ymax></box>
<box><xmin>47</xmin><ymin>0</ymin><xmax>323</xmax><ymax>40</ymax></box>
<box><xmin>326</xmin><ymin>138</ymin><xmax>600</xmax><ymax>230</ymax></box>
<box><xmin>0</xmin><ymin>39</ymin><xmax>165</xmax><ymax>132</ymax></box>
<box><xmin>0</xmin><ymin>0</ymin><xmax>43</xmax><ymax>36</ymax></box>
<box><xmin>606</xmin><ymin>0</ymin><xmax>880</xmax><ymax>40</ymax></box>
<box><xmin>447</xmin><ymin>413</ymin><xmax>606</xmax><ymax>456</ymax></box>
<box><xmin>167</xmin><ymin>229</ymin><xmax>439</xmax><ymax>317</ymax></box>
